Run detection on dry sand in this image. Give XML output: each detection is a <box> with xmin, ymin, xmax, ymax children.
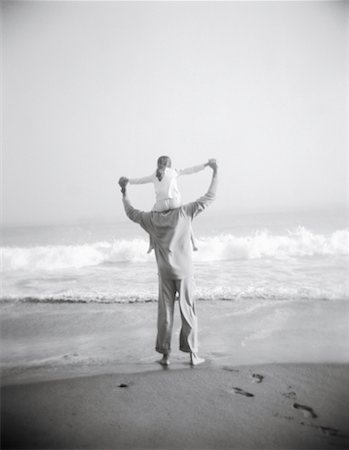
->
<box><xmin>2</xmin><ymin>363</ymin><xmax>349</xmax><ymax>449</ymax></box>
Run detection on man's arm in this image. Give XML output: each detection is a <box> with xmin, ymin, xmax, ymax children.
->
<box><xmin>119</xmin><ymin>177</ymin><xmax>145</xmax><ymax>224</ymax></box>
<box><xmin>183</xmin><ymin>160</ymin><xmax>218</xmax><ymax>218</ymax></box>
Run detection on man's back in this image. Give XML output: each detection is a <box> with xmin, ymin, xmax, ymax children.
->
<box><xmin>122</xmin><ymin>163</ymin><xmax>218</xmax><ymax>280</ymax></box>
<box><xmin>142</xmin><ymin>207</ymin><xmax>194</xmax><ymax>280</ymax></box>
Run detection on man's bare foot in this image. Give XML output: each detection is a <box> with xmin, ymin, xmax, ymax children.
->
<box><xmin>190</xmin><ymin>353</ymin><xmax>205</xmax><ymax>366</ymax></box>
<box><xmin>158</xmin><ymin>354</ymin><xmax>170</xmax><ymax>366</ymax></box>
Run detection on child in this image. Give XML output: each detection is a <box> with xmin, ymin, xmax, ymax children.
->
<box><xmin>124</xmin><ymin>156</ymin><xmax>213</xmax><ymax>252</ymax></box>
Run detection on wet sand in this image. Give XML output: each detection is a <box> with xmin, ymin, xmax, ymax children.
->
<box><xmin>1</xmin><ymin>300</ymin><xmax>349</xmax><ymax>448</ymax></box>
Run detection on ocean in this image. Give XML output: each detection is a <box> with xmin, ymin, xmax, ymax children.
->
<box><xmin>1</xmin><ymin>209</ymin><xmax>349</xmax><ymax>382</ymax></box>
<box><xmin>2</xmin><ymin>209</ymin><xmax>348</xmax><ymax>304</ymax></box>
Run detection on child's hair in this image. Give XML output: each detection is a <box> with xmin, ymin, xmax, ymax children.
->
<box><xmin>156</xmin><ymin>155</ymin><xmax>172</xmax><ymax>181</ymax></box>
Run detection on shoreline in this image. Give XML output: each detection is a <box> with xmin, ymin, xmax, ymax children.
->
<box><xmin>1</xmin><ymin>299</ymin><xmax>349</xmax><ymax>386</ymax></box>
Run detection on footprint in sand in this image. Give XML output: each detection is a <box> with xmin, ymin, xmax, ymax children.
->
<box><xmin>318</xmin><ymin>426</ymin><xmax>341</xmax><ymax>437</ymax></box>
<box><xmin>251</xmin><ymin>373</ymin><xmax>264</xmax><ymax>383</ymax></box>
<box><xmin>282</xmin><ymin>391</ymin><xmax>297</xmax><ymax>400</ymax></box>
<box><xmin>300</xmin><ymin>422</ymin><xmax>343</xmax><ymax>438</ymax></box>
<box><xmin>232</xmin><ymin>387</ymin><xmax>254</xmax><ymax>397</ymax></box>
<box><xmin>222</xmin><ymin>366</ymin><xmax>239</xmax><ymax>373</ymax></box>
<box><xmin>293</xmin><ymin>402</ymin><xmax>317</xmax><ymax>419</ymax></box>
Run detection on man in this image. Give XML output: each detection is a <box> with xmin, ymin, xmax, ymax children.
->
<box><xmin>119</xmin><ymin>159</ymin><xmax>218</xmax><ymax>366</ymax></box>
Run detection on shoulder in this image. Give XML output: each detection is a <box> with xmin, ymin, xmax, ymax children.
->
<box><xmin>166</xmin><ymin>168</ymin><xmax>178</xmax><ymax>178</ymax></box>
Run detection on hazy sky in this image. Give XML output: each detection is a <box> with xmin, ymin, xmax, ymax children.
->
<box><xmin>2</xmin><ymin>0</ymin><xmax>348</xmax><ymax>226</ymax></box>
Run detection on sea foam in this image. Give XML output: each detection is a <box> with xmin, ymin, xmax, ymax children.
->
<box><xmin>2</xmin><ymin>227</ymin><xmax>348</xmax><ymax>272</ymax></box>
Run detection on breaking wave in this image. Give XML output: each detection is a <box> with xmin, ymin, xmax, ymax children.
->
<box><xmin>2</xmin><ymin>227</ymin><xmax>349</xmax><ymax>272</ymax></box>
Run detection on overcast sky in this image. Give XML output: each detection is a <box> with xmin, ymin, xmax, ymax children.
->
<box><xmin>1</xmin><ymin>0</ymin><xmax>348</xmax><ymax>226</ymax></box>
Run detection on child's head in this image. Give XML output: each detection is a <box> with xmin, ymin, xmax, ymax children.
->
<box><xmin>157</xmin><ymin>156</ymin><xmax>172</xmax><ymax>169</ymax></box>
<box><xmin>156</xmin><ymin>156</ymin><xmax>171</xmax><ymax>181</ymax></box>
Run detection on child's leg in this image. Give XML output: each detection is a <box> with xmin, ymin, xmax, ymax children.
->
<box><xmin>147</xmin><ymin>234</ymin><xmax>154</xmax><ymax>253</ymax></box>
<box><xmin>190</xmin><ymin>227</ymin><xmax>198</xmax><ymax>251</ymax></box>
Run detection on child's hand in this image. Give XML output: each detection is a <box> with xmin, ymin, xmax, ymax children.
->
<box><xmin>207</xmin><ymin>159</ymin><xmax>218</xmax><ymax>172</ymax></box>
<box><xmin>118</xmin><ymin>177</ymin><xmax>129</xmax><ymax>186</ymax></box>
<box><xmin>206</xmin><ymin>158</ymin><xmax>216</xmax><ymax>167</ymax></box>
<box><xmin>118</xmin><ymin>177</ymin><xmax>129</xmax><ymax>194</ymax></box>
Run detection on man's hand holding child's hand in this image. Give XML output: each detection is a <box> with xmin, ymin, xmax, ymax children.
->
<box><xmin>118</xmin><ymin>177</ymin><xmax>129</xmax><ymax>195</ymax></box>
<box><xmin>207</xmin><ymin>159</ymin><xmax>218</xmax><ymax>172</ymax></box>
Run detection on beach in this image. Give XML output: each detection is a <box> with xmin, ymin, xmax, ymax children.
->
<box><xmin>1</xmin><ymin>299</ymin><xmax>349</xmax><ymax>449</ymax></box>
<box><xmin>2</xmin><ymin>0</ymin><xmax>349</xmax><ymax>446</ymax></box>
<box><xmin>2</xmin><ymin>213</ymin><xmax>348</xmax><ymax>448</ymax></box>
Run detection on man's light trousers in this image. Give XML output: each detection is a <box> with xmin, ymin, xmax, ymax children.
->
<box><xmin>155</xmin><ymin>277</ymin><xmax>198</xmax><ymax>354</ymax></box>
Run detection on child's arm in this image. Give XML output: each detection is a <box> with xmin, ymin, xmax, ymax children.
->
<box><xmin>128</xmin><ymin>174</ymin><xmax>154</xmax><ymax>185</ymax></box>
<box><xmin>177</xmin><ymin>161</ymin><xmax>211</xmax><ymax>176</ymax></box>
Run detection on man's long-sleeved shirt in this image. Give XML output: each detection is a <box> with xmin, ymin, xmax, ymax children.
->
<box><xmin>123</xmin><ymin>172</ymin><xmax>217</xmax><ymax>280</ymax></box>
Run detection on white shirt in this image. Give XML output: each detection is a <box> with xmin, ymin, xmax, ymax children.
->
<box><xmin>129</xmin><ymin>164</ymin><xmax>206</xmax><ymax>202</ymax></box>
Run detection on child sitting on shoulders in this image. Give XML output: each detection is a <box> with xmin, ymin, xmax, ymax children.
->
<box><xmin>124</xmin><ymin>156</ymin><xmax>214</xmax><ymax>252</ymax></box>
